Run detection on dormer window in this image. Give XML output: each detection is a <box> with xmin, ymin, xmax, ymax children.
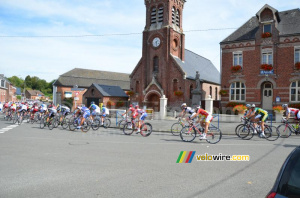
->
<box><xmin>263</xmin><ymin>24</ymin><xmax>271</xmax><ymax>33</ymax></box>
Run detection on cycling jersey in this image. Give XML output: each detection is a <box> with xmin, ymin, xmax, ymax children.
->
<box><xmin>184</xmin><ymin>107</ymin><xmax>194</xmax><ymax>115</ymax></box>
<box><xmin>287</xmin><ymin>108</ymin><xmax>300</xmax><ymax>120</ymax></box>
<box><xmin>254</xmin><ymin>108</ymin><xmax>268</xmax><ymax>121</ymax></box>
<box><xmin>81</xmin><ymin>107</ymin><xmax>90</xmax><ymax>119</ymax></box>
<box><xmin>197</xmin><ymin>109</ymin><xmax>213</xmax><ymax>123</ymax></box>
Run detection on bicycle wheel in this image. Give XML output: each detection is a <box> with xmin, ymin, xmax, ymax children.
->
<box><xmin>12</xmin><ymin>115</ymin><xmax>18</xmax><ymax>124</ymax></box>
<box><xmin>81</xmin><ymin>121</ymin><xmax>91</xmax><ymax>133</ymax></box>
<box><xmin>206</xmin><ymin>127</ymin><xmax>222</xmax><ymax>144</ymax></box>
<box><xmin>140</xmin><ymin>123</ymin><xmax>152</xmax><ymax>137</ymax></box>
<box><xmin>48</xmin><ymin>121</ymin><xmax>54</xmax><ymax>130</ymax></box>
<box><xmin>238</xmin><ymin>125</ymin><xmax>254</xmax><ymax>140</ymax></box>
<box><xmin>40</xmin><ymin>118</ymin><xmax>45</xmax><ymax>129</ymax></box>
<box><xmin>118</xmin><ymin>120</ymin><xmax>127</xmax><ymax>130</ymax></box>
<box><xmin>123</xmin><ymin>123</ymin><xmax>134</xmax><ymax>135</ymax></box>
<box><xmin>103</xmin><ymin>119</ymin><xmax>111</xmax><ymax>129</ymax></box>
<box><xmin>277</xmin><ymin>124</ymin><xmax>292</xmax><ymax>138</ymax></box>
<box><xmin>171</xmin><ymin>123</ymin><xmax>183</xmax><ymax>136</ymax></box>
<box><xmin>180</xmin><ymin>126</ymin><xmax>197</xmax><ymax>142</ymax></box>
<box><xmin>62</xmin><ymin>118</ymin><xmax>69</xmax><ymax>129</ymax></box>
<box><xmin>265</xmin><ymin>126</ymin><xmax>279</xmax><ymax>141</ymax></box>
<box><xmin>69</xmin><ymin>120</ymin><xmax>78</xmax><ymax>131</ymax></box>
<box><xmin>17</xmin><ymin>117</ymin><xmax>23</xmax><ymax>125</ymax></box>
<box><xmin>91</xmin><ymin>119</ymin><xmax>100</xmax><ymax>131</ymax></box>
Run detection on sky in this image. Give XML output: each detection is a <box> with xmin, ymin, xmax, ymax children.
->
<box><xmin>0</xmin><ymin>0</ymin><xmax>299</xmax><ymax>82</ymax></box>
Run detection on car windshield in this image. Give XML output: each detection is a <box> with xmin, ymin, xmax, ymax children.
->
<box><xmin>278</xmin><ymin>149</ymin><xmax>300</xmax><ymax>196</ymax></box>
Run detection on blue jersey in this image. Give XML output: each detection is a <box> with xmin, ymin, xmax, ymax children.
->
<box><xmin>90</xmin><ymin>104</ymin><xmax>97</xmax><ymax>110</ymax></box>
<box><xmin>81</xmin><ymin>107</ymin><xmax>90</xmax><ymax>113</ymax></box>
<box><xmin>102</xmin><ymin>107</ymin><xmax>106</xmax><ymax>113</ymax></box>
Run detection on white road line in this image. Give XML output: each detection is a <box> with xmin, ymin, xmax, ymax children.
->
<box><xmin>0</xmin><ymin>124</ymin><xmax>20</xmax><ymax>134</ymax></box>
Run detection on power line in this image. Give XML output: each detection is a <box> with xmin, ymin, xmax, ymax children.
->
<box><xmin>0</xmin><ymin>27</ymin><xmax>238</xmax><ymax>38</ymax></box>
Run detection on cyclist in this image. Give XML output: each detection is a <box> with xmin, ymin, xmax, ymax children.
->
<box><xmin>135</xmin><ymin>105</ymin><xmax>147</xmax><ymax>133</ymax></box>
<box><xmin>46</xmin><ymin>105</ymin><xmax>57</xmax><ymax>123</ymax></box>
<box><xmin>282</xmin><ymin>104</ymin><xmax>300</xmax><ymax>122</ymax></box>
<box><xmin>101</xmin><ymin>105</ymin><xmax>109</xmax><ymax>126</ymax></box>
<box><xmin>249</xmin><ymin>104</ymin><xmax>268</xmax><ymax>137</ymax></box>
<box><xmin>40</xmin><ymin>103</ymin><xmax>48</xmax><ymax>115</ymax></box>
<box><xmin>89</xmin><ymin>101</ymin><xmax>100</xmax><ymax>120</ymax></box>
<box><xmin>122</xmin><ymin>104</ymin><xmax>135</xmax><ymax>118</ymax></box>
<box><xmin>77</xmin><ymin>106</ymin><xmax>90</xmax><ymax>129</ymax></box>
<box><xmin>30</xmin><ymin>102</ymin><xmax>39</xmax><ymax>120</ymax></box>
<box><xmin>179</xmin><ymin>103</ymin><xmax>196</xmax><ymax>121</ymax></box>
<box><xmin>191</xmin><ymin>106</ymin><xmax>213</xmax><ymax>140</ymax></box>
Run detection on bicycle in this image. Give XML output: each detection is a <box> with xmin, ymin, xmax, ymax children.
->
<box><xmin>237</xmin><ymin>119</ymin><xmax>279</xmax><ymax>141</ymax></box>
<box><xmin>117</xmin><ymin>115</ymin><xmax>128</xmax><ymax>130</ymax></box>
<box><xmin>180</xmin><ymin>120</ymin><xmax>222</xmax><ymax>144</ymax></box>
<box><xmin>123</xmin><ymin>118</ymin><xmax>152</xmax><ymax>137</ymax></box>
<box><xmin>40</xmin><ymin>114</ymin><xmax>55</xmax><ymax>130</ymax></box>
<box><xmin>276</xmin><ymin>118</ymin><xmax>300</xmax><ymax>138</ymax></box>
<box><xmin>171</xmin><ymin>117</ymin><xmax>189</xmax><ymax>136</ymax></box>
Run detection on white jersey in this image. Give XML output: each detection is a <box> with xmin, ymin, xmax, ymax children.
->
<box><xmin>0</xmin><ymin>104</ymin><xmax>3</xmax><ymax>109</ymax></box>
<box><xmin>21</xmin><ymin>105</ymin><xmax>28</xmax><ymax>110</ymax></box>
<box><xmin>184</xmin><ymin>107</ymin><xmax>195</xmax><ymax>115</ymax></box>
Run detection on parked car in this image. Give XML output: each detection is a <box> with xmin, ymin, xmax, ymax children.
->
<box><xmin>266</xmin><ymin>146</ymin><xmax>300</xmax><ymax>198</ymax></box>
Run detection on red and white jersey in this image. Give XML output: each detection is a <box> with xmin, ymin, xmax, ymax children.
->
<box><xmin>287</xmin><ymin>108</ymin><xmax>299</xmax><ymax>116</ymax></box>
<box><xmin>136</xmin><ymin>108</ymin><xmax>145</xmax><ymax>115</ymax></box>
<box><xmin>197</xmin><ymin>109</ymin><xmax>210</xmax><ymax>117</ymax></box>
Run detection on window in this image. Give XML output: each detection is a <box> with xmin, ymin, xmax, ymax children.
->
<box><xmin>291</xmin><ymin>81</ymin><xmax>300</xmax><ymax>102</ymax></box>
<box><xmin>262</xmin><ymin>51</ymin><xmax>273</xmax><ymax>64</ymax></box>
<box><xmin>215</xmin><ymin>87</ymin><xmax>218</xmax><ymax>100</ymax></box>
<box><xmin>230</xmin><ymin>82</ymin><xmax>246</xmax><ymax>101</ymax></box>
<box><xmin>151</xmin><ymin>7</ymin><xmax>157</xmax><ymax>25</ymax></box>
<box><xmin>176</xmin><ymin>9</ymin><xmax>180</xmax><ymax>27</ymax></box>
<box><xmin>1</xmin><ymin>80</ymin><xmax>5</xmax><ymax>88</ymax></box>
<box><xmin>295</xmin><ymin>48</ymin><xmax>300</xmax><ymax>64</ymax></box>
<box><xmin>171</xmin><ymin>7</ymin><xmax>180</xmax><ymax>27</ymax></box>
<box><xmin>209</xmin><ymin>86</ymin><xmax>212</xmax><ymax>96</ymax></box>
<box><xmin>263</xmin><ymin>24</ymin><xmax>271</xmax><ymax>33</ymax></box>
<box><xmin>153</xmin><ymin>56</ymin><xmax>159</xmax><ymax>72</ymax></box>
<box><xmin>173</xmin><ymin>79</ymin><xmax>178</xmax><ymax>91</ymax></box>
<box><xmin>64</xmin><ymin>91</ymin><xmax>72</xmax><ymax>98</ymax></box>
<box><xmin>233</xmin><ymin>52</ymin><xmax>243</xmax><ymax>66</ymax></box>
<box><xmin>151</xmin><ymin>6</ymin><xmax>164</xmax><ymax>25</ymax></box>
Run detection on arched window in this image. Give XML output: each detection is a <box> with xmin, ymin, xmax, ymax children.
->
<box><xmin>230</xmin><ymin>82</ymin><xmax>246</xmax><ymax>101</ymax></box>
<box><xmin>172</xmin><ymin>7</ymin><xmax>176</xmax><ymax>24</ymax></box>
<box><xmin>158</xmin><ymin>6</ymin><xmax>164</xmax><ymax>23</ymax></box>
<box><xmin>151</xmin><ymin>6</ymin><xmax>164</xmax><ymax>25</ymax></box>
<box><xmin>190</xmin><ymin>85</ymin><xmax>193</xmax><ymax>99</ymax></box>
<box><xmin>176</xmin><ymin>9</ymin><xmax>180</xmax><ymax>27</ymax></box>
<box><xmin>209</xmin><ymin>86</ymin><xmax>212</xmax><ymax>96</ymax></box>
<box><xmin>215</xmin><ymin>87</ymin><xmax>218</xmax><ymax>100</ymax></box>
<box><xmin>136</xmin><ymin>81</ymin><xmax>140</xmax><ymax>94</ymax></box>
<box><xmin>290</xmin><ymin>81</ymin><xmax>300</xmax><ymax>102</ymax></box>
<box><xmin>173</xmin><ymin>79</ymin><xmax>178</xmax><ymax>92</ymax></box>
<box><xmin>153</xmin><ymin>56</ymin><xmax>159</xmax><ymax>73</ymax></box>
<box><xmin>151</xmin><ymin>7</ymin><xmax>157</xmax><ymax>25</ymax></box>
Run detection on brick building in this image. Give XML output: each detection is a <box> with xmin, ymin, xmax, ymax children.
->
<box><xmin>83</xmin><ymin>84</ymin><xmax>129</xmax><ymax>108</ymax></box>
<box><xmin>25</xmin><ymin>90</ymin><xmax>45</xmax><ymax>100</ymax></box>
<box><xmin>220</xmin><ymin>4</ymin><xmax>300</xmax><ymax>111</ymax></box>
<box><xmin>0</xmin><ymin>74</ymin><xmax>17</xmax><ymax>103</ymax></box>
<box><xmin>53</xmin><ymin>68</ymin><xmax>130</xmax><ymax>109</ymax></box>
<box><xmin>130</xmin><ymin>0</ymin><xmax>220</xmax><ymax>112</ymax></box>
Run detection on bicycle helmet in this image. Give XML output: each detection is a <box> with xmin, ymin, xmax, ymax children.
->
<box><xmin>129</xmin><ymin>104</ymin><xmax>133</xmax><ymax>107</ymax></box>
<box><xmin>181</xmin><ymin>103</ymin><xmax>187</xmax><ymax>109</ymax></box>
<box><xmin>135</xmin><ymin>105</ymin><xmax>139</xmax><ymax>109</ymax></box>
<box><xmin>246</xmin><ymin>104</ymin><xmax>251</xmax><ymax>108</ymax></box>
<box><xmin>251</xmin><ymin>104</ymin><xmax>256</xmax><ymax>108</ymax></box>
<box><xmin>282</xmin><ymin>104</ymin><xmax>288</xmax><ymax>108</ymax></box>
<box><xmin>91</xmin><ymin>101</ymin><xmax>95</xmax><ymax>105</ymax></box>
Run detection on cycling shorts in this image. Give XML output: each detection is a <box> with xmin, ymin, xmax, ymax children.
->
<box><xmin>200</xmin><ymin>115</ymin><xmax>213</xmax><ymax>123</ymax></box>
<box><xmin>255</xmin><ymin>113</ymin><xmax>268</xmax><ymax>122</ymax></box>
<box><xmin>295</xmin><ymin>110</ymin><xmax>300</xmax><ymax>120</ymax></box>
<box><xmin>140</xmin><ymin>113</ymin><xmax>148</xmax><ymax>121</ymax></box>
<box><xmin>83</xmin><ymin>112</ymin><xmax>90</xmax><ymax>119</ymax></box>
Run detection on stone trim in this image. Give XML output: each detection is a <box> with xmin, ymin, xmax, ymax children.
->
<box><xmin>143</xmin><ymin>76</ymin><xmax>164</xmax><ymax>96</ymax></box>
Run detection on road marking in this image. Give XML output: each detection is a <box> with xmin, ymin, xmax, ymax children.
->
<box><xmin>0</xmin><ymin>124</ymin><xmax>19</xmax><ymax>134</ymax></box>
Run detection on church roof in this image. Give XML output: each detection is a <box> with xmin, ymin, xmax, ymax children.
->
<box><xmin>172</xmin><ymin>49</ymin><xmax>220</xmax><ymax>85</ymax></box>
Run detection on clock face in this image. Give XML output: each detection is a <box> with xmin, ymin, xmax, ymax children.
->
<box><xmin>152</xmin><ymin>37</ymin><xmax>161</xmax><ymax>47</ymax></box>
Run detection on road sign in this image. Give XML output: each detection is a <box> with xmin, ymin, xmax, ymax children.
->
<box><xmin>75</xmin><ymin>92</ymin><xmax>79</xmax><ymax>96</ymax></box>
<box><xmin>74</xmin><ymin>97</ymin><xmax>79</xmax><ymax>101</ymax></box>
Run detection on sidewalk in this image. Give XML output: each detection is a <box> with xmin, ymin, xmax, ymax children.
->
<box><xmin>109</xmin><ymin>117</ymin><xmax>280</xmax><ymax>136</ymax></box>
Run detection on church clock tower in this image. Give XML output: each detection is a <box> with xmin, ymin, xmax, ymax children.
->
<box><xmin>130</xmin><ymin>0</ymin><xmax>188</xmax><ymax>111</ymax></box>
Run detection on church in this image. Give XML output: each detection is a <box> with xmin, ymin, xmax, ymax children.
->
<box><xmin>130</xmin><ymin>0</ymin><xmax>220</xmax><ymax>112</ymax></box>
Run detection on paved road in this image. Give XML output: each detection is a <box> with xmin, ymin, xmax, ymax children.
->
<box><xmin>0</xmin><ymin>116</ymin><xmax>299</xmax><ymax>198</ymax></box>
